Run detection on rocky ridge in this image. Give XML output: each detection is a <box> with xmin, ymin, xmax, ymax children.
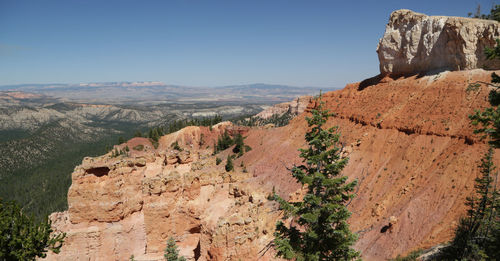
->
<box><xmin>378</xmin><ymin>9</ymin><xmax>500</xmax><ymax>76</ymax></box>
<box><xmin>0</xmin><ymin>102</ymin><xmax>265</xmax><ymax>131</ymax></box>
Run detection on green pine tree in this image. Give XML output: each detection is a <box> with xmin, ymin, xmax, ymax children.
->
<box><xmin>152</xmin><ymin>128</ymin><xmax>160</xmax><ymax>142</ymax></box>
<box><xmin>441</xmin><ymin>148</ymin><xmax>498</xmax><ymax>260</ymax></box>
<box><xmin>0</xmin><ymin>199</ymin><xmax>65</xmax><ymax>260</ymax></box>
<box><xmin>164</xmin><ymin>237</ymin><xmax>186</xmax><ymax>261</ymax></box>
<box><xmin>232</xmin><ymin>133</ymin><xmax>245</xmax><ymax>156</ymax></box>
<box><xmin>271</xmin><ymin>97</ymin><xmax>360</xmax><ymax>260</ymax></box>
<box><xmin>225</xmin><ymin>155</ymin><xmax>234</xmax><ymax>172</ymax></box>
<box><xmin>215</xmin><ymin>130</ymin><xmax>233</xmax><ymax>153</ymax></box>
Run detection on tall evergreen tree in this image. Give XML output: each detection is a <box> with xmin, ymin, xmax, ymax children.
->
<box><xmin>441</xmin><ymin>148</ymin><xmax>498</xmax><ymax>260</ymax></box>
<box><xmin>271</xmin><ymin>98</ymin><xmax>359</xmax><ymax>260</ymax></box>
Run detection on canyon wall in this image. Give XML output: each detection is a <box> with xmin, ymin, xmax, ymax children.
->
<box><xmin>378</xmin><ymin>9</ymin><xmax>500</xmax><ymax>76</ymax></box>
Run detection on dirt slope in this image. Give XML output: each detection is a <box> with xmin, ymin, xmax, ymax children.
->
<box><xmin>237</xmin><ymin>69</ymin><xmax>499</xmax><ymax>259</ymax></box>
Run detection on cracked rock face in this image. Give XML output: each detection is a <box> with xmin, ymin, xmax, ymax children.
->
<box><xmin>377</xmin><ymin>9</ymin><xmax>500</xmax><ymax>76</ymax></box>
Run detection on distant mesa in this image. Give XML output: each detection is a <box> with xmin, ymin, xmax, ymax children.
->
<box><xmin>378</xmin><ymin>9</ymin><xmax>500</xmax><ymax>76</ymax></box>
<box><xmin>77</xmin><ymin>81</ymin><xmax>166</xmax><ymax>87</ymax></box>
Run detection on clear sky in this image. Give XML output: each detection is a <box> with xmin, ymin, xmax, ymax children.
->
<box><xmin>0</xmin><ymin>0</ymin><xmax>496</xmax><ymax>87</ymax></box>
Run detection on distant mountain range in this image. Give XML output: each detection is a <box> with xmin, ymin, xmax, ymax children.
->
<box><xmin>0</xmin><ymin>82</ymin><xmax>336</xmax><ymax>105</ymax></box>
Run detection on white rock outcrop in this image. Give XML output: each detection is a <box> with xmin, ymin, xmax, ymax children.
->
<box><xmin>254</xmin><ymin>95</ymin><xmax>312</xmax><ymax>120</ymax></box>
<box><xmin>377</xmin><ymin>9</ymin><xmax>500</xmax><ymax>76</ymax></box>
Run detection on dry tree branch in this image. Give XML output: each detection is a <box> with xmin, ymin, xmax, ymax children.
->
<box><xmin>257</xmin><ymin>240</ymin><xmax>274</xmax><ymax>259</ymax></box>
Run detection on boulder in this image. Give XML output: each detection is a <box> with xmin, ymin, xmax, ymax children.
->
<box><xmin>378</xmin><ymin>9</ymin><xmax>500</xmax><ymax>76</ymax></box>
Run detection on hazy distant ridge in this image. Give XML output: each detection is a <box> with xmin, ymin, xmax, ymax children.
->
<box><xmin>0</xmin><ymin>82</ymin><xmax>335</xmax><ymax>105</ymax></box>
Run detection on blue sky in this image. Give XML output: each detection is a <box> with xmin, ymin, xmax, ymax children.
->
<box><xmin>0</xmin><ymin>0</ymin><xmax>496</xmax><ymax>87</ymax></box>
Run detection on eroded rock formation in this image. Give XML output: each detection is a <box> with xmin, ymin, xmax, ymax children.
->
<box><xmin>254</xmin><ymin>96</ymin><xmax>312</xmax><ymax>120</ymax></box>
<box><xmin>47</xmin><ymin>122</ymin><xmax>280</xmax><ymax>261</ymax></box>
<box><xmin>378</xmin><ymin>9</ymin><xmax>500</xmax><ymax>76</ymax></box>
<box><xmin>47</xmin><ymin>69</ymin><xmax>499</xmax><ymax>260</ymax></box>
